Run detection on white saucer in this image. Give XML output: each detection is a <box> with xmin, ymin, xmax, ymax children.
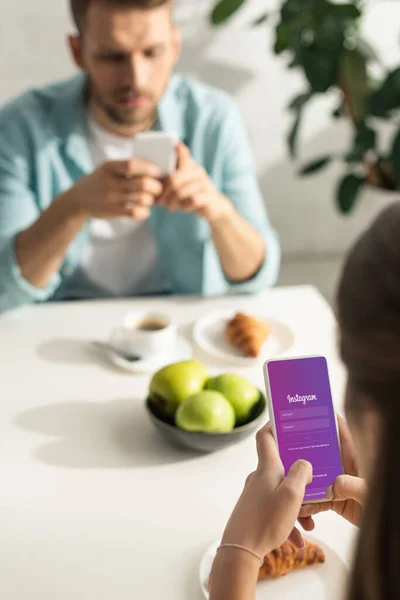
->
<box><xmin>199</xmin><ymin>536</ymin><xmax>347</xmax><ymax>600</ymax></box>
<box><xmin>107</xmin><ymin>334</ymin><xmax>193</xmax><ymax>374</ymax></box>
<box><xmin>193</xmin><ymin>310</ymin><xmax>294</xmax><ymax>366</ymax></box>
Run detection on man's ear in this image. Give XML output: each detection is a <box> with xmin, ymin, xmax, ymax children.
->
<box><xmin>67</xmin><ymin>34</ymin><xmax>85</xmax><ymax>70</ymax></box>
<box><xmin>171</xmin><ymin>26</ymin><xmax>182</xmax><ymax>65</ymax></box>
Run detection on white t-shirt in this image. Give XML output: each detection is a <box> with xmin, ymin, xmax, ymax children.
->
<box><xmin>59</xmin><ymin>116</ymin><xmax>164</xmax><ymax>299</ymax></box>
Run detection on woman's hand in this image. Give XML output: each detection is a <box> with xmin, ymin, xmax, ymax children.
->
<box><xmin>221</xmin><ymin>423</ymin><xmax>313</xmax><ymax>558</ymax></box>
<box><xmin>298</xmin><ymin>416</ymin><xmax>366</xmax><ymax>530</ymax></box>
<box><xmin>209</xmin><ymin>424</ymin><xmax>312</xmax><ymax>600</ymax></box>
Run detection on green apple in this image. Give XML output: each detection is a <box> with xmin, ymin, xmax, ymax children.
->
<box><xmin>176</xmin><ymin>391</ymin><xmax>235</xmax><ymax>433</ymax></box>
<box><xmin>206</xmin><ymin>374</ymin><xmax>261</xmax><ymax>425</ymax></box>
<box><xmin>149</xmin><ymin>360</ymin><xmax>209</xmax><ymax>415</ymax></box>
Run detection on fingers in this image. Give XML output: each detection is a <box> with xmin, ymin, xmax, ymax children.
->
<box><xmin>156</xmin><ymin>155</ymin><xmax>212</xmax><ymax>214</ymax></box>
<box><xmin>122</xmin><ymin>192</ymin><xmax>154</xmax><ymax>207</ymax></box>
<box><xmin>108</xmin><ymin>205</ymin><xmax>151</xmax><ymax>221</ymax></box>
<box><xmin>179</xmin><ymin>194</ymin><xmax>208</xmax><ymax>213</ymax></box>
<box><xmin>105</xmin><ymin>190</ymin><xmax>154</xmax><ymax>220</ymax></box>
<box><xmin>157</xmin><ymin>166</ymin><xmax>204</xmax><ymax>207</ymax></box>
<box><xmin>298</xmin><ymin>474</ymin><xmax>366</xmax><ymax>526</ymax></box>
<box><xmin>173</xmin><ymin>180</ymin><xmax>208</xmax><ymax>204</ymax></box>
<box><xmin>284</xmin><ymin>460</ymin><xmax>313</xmax><ymax>490</ymax></box>
<box><xmin>164</xmin><ymin>185</ymin><xmax>207</xmax><ymax>213</ymax></box>
<box><xmin>298</xmin><ymin>502</ymin><xmax>333</xmax><ymax>519</ymax></box>
<box><xmin>337</xmin><ymin>415</ymin><xmax>359</xmax><ymax>477</ymax></box>
<box><xmin>104</xmin><ymin>171</ymin><xmax>162</xmax><ymax>220</ymax></box>
<box><xmin>105</xmin><ymin>177</ymin><xmax>162</xmax><ymax>216</ymax></box>
<box><xmin>167</xmin><ymin>168</ymin><xmax>199</xmax><ymax>189</ymax></box>
<box><xmin>108</xmin><ymin>159</ymin><xmax>161</xmax><ymax>179</ymax></box>
<box><xmin>121</xmin><ymin>176</ymin><xmax>163</xmax><ymax>197</ymax></box>
<box><xmin>176</xmin><ymin>142</ymin><xmax>192</xmax><ymax>169</ymax></box>
<box><xmin>260</xmin><ymin>460</ymin><xmax>312</xmax><ymax>553</ymax></box>
<box><xmin>275</xmin><ymin>460</ymin><xmax>313</xmax><ymax>516</ymax></box>
<box><xmin>127</xmin><ymin>206</ymin><xmax>151</xmax><ymax>220</ymax></box>
<box><xmin>255</xmin><ymin>424</ymin><xmax>283</xmax><ymax>476</ymax></box>
<box><xmin>288</xmin><ymin>526</ymin><xmax>304</xmax><ymax>549</ymax></box>
<box><xmin>298</xmin><ymin>516</ymin><xmax>315</xmax><ymax>532</ymax></box>
<box><xmin>329</xmin><ymin>474</ymin><xmax>366</xmax><ymax>503</ymax></box>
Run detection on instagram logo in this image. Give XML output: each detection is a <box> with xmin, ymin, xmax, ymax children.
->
<box><xmin>287</xmin><ymin>393</ymin><xmax>317</xmax><ymax>406</ymax></box>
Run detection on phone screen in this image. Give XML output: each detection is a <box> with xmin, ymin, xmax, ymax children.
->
<box><xmin>265</xmin><ymin>356</ymin><xmax>343</xmax><ymax>502</ymax></box>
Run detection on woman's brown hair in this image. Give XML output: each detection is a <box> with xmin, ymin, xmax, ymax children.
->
<box><xmin>337</xmin><ymin>202</ymin><xmax>400</xmax><ymax>600</ymax></box>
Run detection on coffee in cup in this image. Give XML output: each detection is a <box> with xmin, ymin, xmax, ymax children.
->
<box><xmin>110</xmin><ymin>311</ymin><xmax>176</xmax><ymax>359</ymax></box>
<box><xmin>136</xmin><ymin>319</ymin><xmax>168</xmax><ymax>332</ymax></box>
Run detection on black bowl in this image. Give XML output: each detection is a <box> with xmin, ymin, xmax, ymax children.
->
<box><xmin>145</xmin><ymin>393</ymin><xmax>267</xmax><ymax>453</ymax></box>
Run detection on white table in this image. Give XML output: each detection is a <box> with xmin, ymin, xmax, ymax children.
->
<box><xmin>0</xmin><ymin>286</ymin><xmax>356</xmax><ymax>599</ymax></box>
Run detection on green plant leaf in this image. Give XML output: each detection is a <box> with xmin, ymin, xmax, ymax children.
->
<box><xmin>288</xmin><ymin>113</ymin><xmax>302</xmax><ymax>158</ymax></box>
<box><xmin>300</xmin><ymin>47</ymin><xmax>342</xmax><ymax>92</ymax></box>
<box><xmin>344</xmin><ymin>152</ymin><xmax>362</xmax><ymax>164</ymax></box>
<box><xmin>296</xmin><ymin>18</ymin><xmax>344</xmax><ymax>92</ymax></box>
<box><xmin>274</xmin><ymin>21</ymin><xmax>291</xmax><ymax>54</ymax></box>
<box><xmin>344</xmin><ymin>152</ymin><xmax>361</xmax><ymax>164</ymax></box>
<box><xmin>330</xmin><ymin>3</ymin><xmax>361</xmax><ymax>20</ymax></box>
<box><xmin>288</xmin><ymin>91</ymin><xmax>313</xmax><ymax>111</ymax></box>
<box><xmin>369</xmin><ymin>68</ymin><xmax>400</xmax><ymax>118</ymax></box>
<box><xmin>252</xmin><ymin>13</ymin><xmax>268</xmax><ymax>26</ymax></box>
<box><xmin>281</xmin><ymin>0</ymin><xmax>304</xmax><ymax>21</ymax></box>
<box><xmin>210</xmin><ymin>0</ymin><xmax>246</xmax><ymax>25</ymax></box>
<box><xmin>345</xmin><ymin>123</ymin><xmax>376</xmax><ymax>162</ymax></box>
<box><xmin>356</xmin><ymin>123</ymin><xmax>376</xmax><ymax>149</ymax></box>
<box><xmin>380</xmin><ymin>68</ymin><xmax>400</xmax><ymax>92</ymax></box>
<box><xmin>336</xmin><ymin>173</ymin><xmax>365</xmax><ymax>214</ymax></box>
<box><xmin>299</xmin><ymin>156</ymin><xmax>332</xmax><ymax>175</ymax></box>
<box><xmin>390</xmin><ymin>129</ymin><xmax>400</xmax><ymax>188</ymax></box>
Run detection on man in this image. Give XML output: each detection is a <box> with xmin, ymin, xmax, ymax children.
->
<box><xmin>0</xmin><ymin>0</ymin><xmax>280</xmax><ymax>313</ymax></box>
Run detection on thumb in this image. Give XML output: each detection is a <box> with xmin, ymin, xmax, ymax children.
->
<box><xmin>176</xmin><ymin>142</ymin><xmax>191</xmax><ymax>168</ymax></box>
<box><xmin>283</xmin><ymin>460</ymin><xmax>313</xmax><ymax>493</ymax></box>
<box><xmin>327</xmin><ymin>475</ymin><xmax>366</xmax><ymax>503</ymax></box>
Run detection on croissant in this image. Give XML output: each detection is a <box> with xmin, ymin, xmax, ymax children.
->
<box><xmin>226</xmin><ymin>312</ymin><xmax>269</xmax><ymax>358</ymax></box>
<box><xmin>258</xmin><ymin>540</ymin><xmax>325</xmax><ymax>580</ymax></box>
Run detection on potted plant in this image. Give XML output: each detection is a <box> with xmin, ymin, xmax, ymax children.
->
<box><xmin>210</xmin><ymin>0</ymin><xmax>400</xmax><ymax>213</ymax></box>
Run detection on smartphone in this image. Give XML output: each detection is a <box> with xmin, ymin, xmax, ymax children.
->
<box><xmin>133</xmin><ymin>131</ymin><xmax>178</xmax><ymax>177</ymax></box>
<box><xmin>264</xmin><ymin>356</ymin><xmax>343</xmax><ymax>504</ymax></box>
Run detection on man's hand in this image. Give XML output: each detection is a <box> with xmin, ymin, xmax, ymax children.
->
<box><xmin>157</xmin><ymin>142</ymin><xmax>265</xmax><ymax>283</ymax></box>
<box><xmin>70</xmin><ymin>158</ymin><xmax>163</xmax><ymax>221</ymax></box>
<box><xmin>157</xmin><ymin>143</ymin><xmax>232</xmax><ymax>223</ymax></box>
<box><xmin>14</xmin><ymin>157</ymin><xmax>163</xmax><ymax>290</ymax></box>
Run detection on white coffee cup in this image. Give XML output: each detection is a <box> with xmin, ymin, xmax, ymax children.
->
<box><xmin>110</xmin><ymin>311</ymin><xmax>177</xmax><ymax>359</ymax></box>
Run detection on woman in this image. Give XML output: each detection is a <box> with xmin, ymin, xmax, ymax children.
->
<box><xmin>210</xmin><ymin>203</ymin><xmax>400</xmax><ymax>600</ymax></box>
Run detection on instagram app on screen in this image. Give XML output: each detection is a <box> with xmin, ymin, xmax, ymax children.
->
<box><xmin>264</xmin><ymin>356</ymin><xmax>343</xmax><ymax>503</ymax></box>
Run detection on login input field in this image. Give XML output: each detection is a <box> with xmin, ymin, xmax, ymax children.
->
<box><xmin>281</xmin><ymin>417</ymin><xmax>330</xmax><ymax>434</ymax></box>
<box><xmin>280</xmin><ymin>406</ymin><xmax>329</xmax><ymax>420</ymax></box>
<box><xmin>283</xmin><ymin>429</ymin><xmax>332</xmax><ymax>444</ymax></box>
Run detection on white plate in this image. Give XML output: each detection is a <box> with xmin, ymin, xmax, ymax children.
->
<box><xmin>193</xmin><ymin>310</ymin><xmax>294</xmax><ymax>366</ymax></box>
<box><xmin>199</xmin><ymin>537</ymin><xmax>348</xmax><ymax>600</ymax></box>
<box><xmin>107</xmin><ymin>334</ymin><xmax>193</xmax><ymax>374</ymax></box>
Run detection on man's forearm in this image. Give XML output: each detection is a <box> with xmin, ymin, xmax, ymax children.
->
<box><xmin>15</xmin><ymin>189</ymin><xmax>86</xmax><ymax>289</ymax></box>
<box><xmin>209</xmin><ymin>200</ymin><xmax>265</xmax><ymax>282</ymax></box>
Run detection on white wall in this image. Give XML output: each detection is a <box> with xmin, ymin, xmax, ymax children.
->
<box><xmin>1</xmin><ymin>0</ymin><xmax>400</xmax><ymax>259</ymax></box>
